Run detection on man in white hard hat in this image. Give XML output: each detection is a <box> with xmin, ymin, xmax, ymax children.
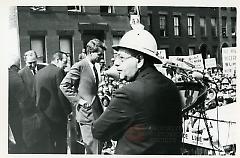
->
<box><xmin>92</xmin><ymin>29</ymin><xmax>182</xmax><ymax>154</ymax></box>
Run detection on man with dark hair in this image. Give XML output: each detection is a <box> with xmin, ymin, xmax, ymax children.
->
<box><xmin>35</xmin><ymin>51</ymin><xmax>72</xmax><ymax>153</ymax></box>
<box><xmin>92</xmin><ymin>29</ymin><xmax>182</xmax><ymax>155</ymax></box>
<box><xmin>60</xmin><ymin>38</ymin><xmax>106</xmax><ymax>154</ymax></box>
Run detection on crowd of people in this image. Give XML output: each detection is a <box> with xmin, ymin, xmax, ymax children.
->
<box><xmin>205</xmin><ymin>68</ymin><xmax>236</xmax><ymax>107</ymax></box>
<box><xmin>165</xmin><ymin>65</ymin><xmax>236</xmax><ymax>109</ymax></box>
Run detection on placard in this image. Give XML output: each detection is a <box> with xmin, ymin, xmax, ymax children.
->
<box><xmin>222</xmin><ymin>47</ymin><xmax>237</xmax><ymax>77</ymax></box>
<box><xmin>188</xmin><ymin>54</ymin><xmax>204</xmax><ymax>71</ymax></box>
<box><xmin>205</xmin><ymin>58</ymin><xmax>217</xmax><ymax>69</ymax></box>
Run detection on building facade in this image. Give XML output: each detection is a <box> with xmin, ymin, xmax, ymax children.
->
<box><xmin>146</xmin><ymin>6</ymin><xmax>236</xmax><ymax>65</ymax></box>
<box><xmin>17</xmin><ymin>6</ymin><xmax>134</xmax><ymax>68</ymax></box>
<box><xmin>218</xmin><ymin>7</ymin><xmax>237</xmax><ymax>64</ymax></box>
<box><xmin>17</xmin><ymin>6</ymin><xmax>236</xmax><ymax>67</ymax></box>
<box><xmin>146</xmin><ymin>7</ymin><xmax>220</xmax><ymax>63</ymax></box>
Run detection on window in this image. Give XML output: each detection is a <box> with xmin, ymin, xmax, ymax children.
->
<box><xmin>59</xmin><ymin>36</ymin><xmax>73</xmax><ymax>69</ymax></box>
<box><xmin>59</xmin><ymin>36</ymin><xmax>72</xmax><ymax>55</ymax></box>
<box><xmin>128</xmin><ymin>6</ymin><xmax>139</xmax><ymax>15</ymax></box>
<box><xmin>30</xmin><ymin>6</ymin><xmax>46</xmax><ymax>11</ymax></box>
<box><xmin>100</xmin><ymin>6</ymin><xmax>115</xmax><ymax>14</ymax></box>
<box><xmin>159</xmin><ymin>15</ymin><xmax>167</xmax><ymax>37</ymax></box>
<box><xmin>200</xmin><ymin>17</ymin><xmax>207</xmax><ymax>37</ymax></box>
<box><xmin>211</xmin><ymin>18</ymin><xmax>217</xmax><ymax>37</ymax></box>
<box><xmin>187</xmin><ymin>16</ymin><xmax>194</xmax><ymax>36</ymax></box>
<box><xmin>67</xmin><ymin>6</ymin><xmax>85</xmax><ymax>12</ymax></box>
<box><xmin>231</xmin><ymin>7</ymin><xmax>236</xmax><ymax>11</ymax></box>
<box><xmin>147</xmin><ymin>14</ymin><xmax>152</xmax><ymax>32</ymax></box>
<box><xmin>173</xmin><ymin>16</ymin><xmax>180</xmax><ymax>36</ymax></box>
<box><xmin>188</xmin><ymin>47</ymin><xmax>195</xmax><ymax>55</ymax></box>
<box><xmin>222</xmin><ymin>16</ymin><xmax>227</xmax><ymax>37</ymax></box>
<box><xmin>128</xmin><ymin>6</ymin><xmax>134</xmax><ymax>13</ymax></box>
<box><xmin>30</xmin><ymin>36</ymin><xmax>46</xmax><ymax>63</ymax></box>
<box><xmin>231</xmin><ymin>17</ymin><xmax>236</xmax><ymax>37</ymax></box>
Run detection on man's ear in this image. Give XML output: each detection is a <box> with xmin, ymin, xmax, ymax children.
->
<box><xmin>137</xmin><ymin>55</ymin><xmax>144</xmax><ymax>69</ymax></box>
<box><xmin>56</xmin><ymin>57</ymin><xmax>61</xmax><ymax>64</ymax></box>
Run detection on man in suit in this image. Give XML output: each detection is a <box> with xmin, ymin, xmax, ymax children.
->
<box><xmin>8</xmin><ymin>54</ymin><xmax>26</xmax><ymax>153</ymax></box>
<box><xmin>60</xmin><ymin>38</ymin><xmax>106</xmax><ymax>154</ymax></box>
<box><xmin>35</xmin><ymin>51</ymin><xmax>72</xmax><ymax>153</ymax></box>
<box><xmin>18</xmin><ymin>50</ymin><xmax>44</xmax><ymax>98</ymax></box>
<box><xmin>92</xmin><ymin>29</ymin><xmax>183</xmax><ymax>154</ymax></box>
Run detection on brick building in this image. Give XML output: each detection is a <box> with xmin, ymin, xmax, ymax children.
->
<box><xmin>218</xmin><ymin>7</ymin><xmax>237</xmax><ymax>64</ymax></box>
<box><xmin>17</xmin><ymin>6</ymin><xmax>236</xmax><ymax>67</ymax></box>
<box><xmin>17</xmin><ymin>6</ymin><xmax>134</xmax><ymax>68</ymax></box>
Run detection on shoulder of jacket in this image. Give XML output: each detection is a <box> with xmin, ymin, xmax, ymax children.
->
<box><xmin>18</xmin><ymin>67</ymin><xmax>28</xmax><ymax>74</ymax></box>
<box><xmin>115</xmin><ymin>81</ymin><xmax>141</xmax><ymax>96</ymax></box>
<box><xmin>48</xmin><ymin>65</ymin><xmax>63</xmax><ymax>74</ymax></box>
<box><xmin>73</xmin><ymin>60</ymin><xmax>87</xmax><ymax>67</ymax></box>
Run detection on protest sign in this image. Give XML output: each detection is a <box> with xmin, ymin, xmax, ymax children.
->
<box><xmin>157</xmin><ymin>49</ymin><xmax>167</xmax><ymax>61</ymax></box>
<box><xmin>205</xmin><ymin>58</ymin><xmax>217</xmax><ymax>69</ymax></box>
<box><xmin>222</xmin><ymin>47</ymin><xmax>236</xmax><ymax>77</ymax></box>
<box><xmin>188</xmin><ymin>54</ymin><xmax>204</xmax><ymax>71</ymax></box>
<box><xmin>182</xmin><ymin>103</ymin><xmax>237</xmax><ymax>149</ymax></box>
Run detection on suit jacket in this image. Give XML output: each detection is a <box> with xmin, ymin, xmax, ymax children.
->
<box><xmin>92</xmin><ymin>66</ymin><xmax>183</xmax><ymax>155</ymax></box>
<box><xmin>60</xmin><ymin>58</ymin><xmax>103</xmax><ymax>124</ymax></box>
<box><xmin>10</xmin><ymin>66</ymin><xmax>44</xmax><ymax>148</ymax></box>
<box><xmin>18</xmin><ymin>66</ymin><xmax>35</xmax><ymax>98</ymax></box>
<box><xmin>18</xmin><ymin>64</ymin><xmax>44</xmax><ymax>98</ymax></box>
<box><xmin>8</xmin><ymin>66</ymin><xmax>25</xmax><ymax>151</ymax></box>
<box><xmin>35</xmin><ymin>64</ymin><xmax>72</xmax><ymax>124</ymax></box>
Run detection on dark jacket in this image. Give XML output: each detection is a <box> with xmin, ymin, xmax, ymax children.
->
<box><xmin>8</xmin><ymin>66</ymin><xmax>25</xmax><ymax>153</ymax></box>
<box><xmin>18</xmin><ymin>65</ymin><xmax>44</xmax><ymax>98</ymax></box>
<box><xmin>35</xmin><ymin>64</ymin><xmax>72</xmax><ymax>124</ymax></box>
<box><xmin>92</xmin><ymin>66</ymin><xmax>182</xmax><ymax>154</ymax></box>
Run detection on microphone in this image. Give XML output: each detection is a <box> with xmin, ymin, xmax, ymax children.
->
<box><xmin>162</xmin><ymin>62</ymin><xmax>193</xmax><ymax>72</ymax></box>
<box><xmin>192</xmin><ymin>71</ymin><xmax>203</xmax><ymax>80</ymax></box>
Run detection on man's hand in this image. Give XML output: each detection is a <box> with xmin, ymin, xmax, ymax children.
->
<box><xmin>82</xmin><ymin>102</ymin><xmax>91</xmax><ymax>109</ymax></box>
<box><xmin>77</xmin><ymin>99</ymin><xmax>91</xmax><ymax>111</ymax></box>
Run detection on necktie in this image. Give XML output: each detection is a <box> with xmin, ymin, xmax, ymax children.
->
<box><xmin>93</xmin><ymin>64</ymin><xmax>99</xmax><ymax>86</ymax></box>
<box><xmin>32</xmin><ymin>69</ymin><xmax>36</xmax><ymax>75</ymax></box>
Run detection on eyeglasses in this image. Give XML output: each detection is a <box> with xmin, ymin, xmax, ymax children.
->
<box><xmin>115</xmin><ymin>53</ymin><xmax>133</xmax><ymax>62</ymax></box>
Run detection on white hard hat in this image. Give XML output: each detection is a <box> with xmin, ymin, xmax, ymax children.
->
<box><xmin>112</xmin><ymin>29</ymin><xmax>161</xmax><ymax>64</ymax></box>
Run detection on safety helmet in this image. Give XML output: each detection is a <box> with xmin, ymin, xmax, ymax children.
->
<box><xmin>24</xmin><ymin>50</ymin><xmax>37</xmax><ymax>62</ymax></box>
<box><xmin>112</xmin><ymin>29</ymin><xmax>161</xmax><ymax>64</ymax></box>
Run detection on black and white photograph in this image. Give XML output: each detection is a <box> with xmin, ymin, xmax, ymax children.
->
<box><xmin>3</xmin><ymin>1</ymin><xmax>239</xmax><ymax>156</ymax></box>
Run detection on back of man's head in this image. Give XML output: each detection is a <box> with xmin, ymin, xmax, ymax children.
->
<box><xmin>51</xmin><ymin>51</ymin><xmax>67</xmax><ymax>61</ymax></box>
<box><xmin>51</xmin><ymin>51</ymin><xmax>68</xmax><ymax>69</ymax></box>
<box><xmin>86</xmin><ymin>38</ymin><xmax>106</xmax><ymax>55</ymax></box>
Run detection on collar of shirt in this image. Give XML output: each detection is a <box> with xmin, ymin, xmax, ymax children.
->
<box><xmin>31</xmin><ymin>66</ymin><xmax>38</xmax><ymax>75</ymax></box>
